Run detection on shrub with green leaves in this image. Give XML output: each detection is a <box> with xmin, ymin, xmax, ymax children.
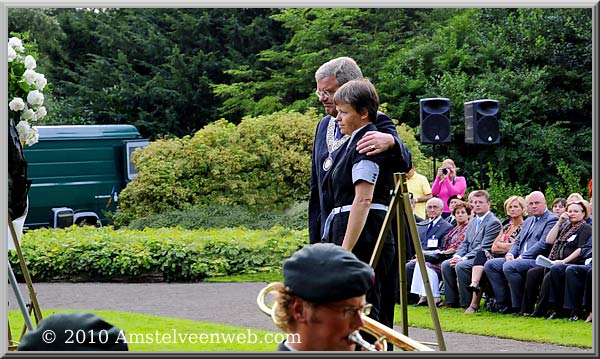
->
<box><xmin>127</xmin><ymin>202</ymin><xmax>308</xmax><ymax>231</ymax></box>
<box><xmin>115</xmin><ymin>110</ymin><xmax>317</xmax><ymax>225</ymax></box>
<box><xmin>9</xmin><ymin>226</ymin><xmax>307</xmax><ymax>282</ymax></box>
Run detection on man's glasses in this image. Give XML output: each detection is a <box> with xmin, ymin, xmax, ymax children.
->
<box><xmin>315</xmin><ymin>89</ymin><xmax>335</xmax><ymax>99</ymax></box>
<box><xmin>319</xmin><ymin>303</ymin><xmax>372</xmax><ymax>320</ymax></box>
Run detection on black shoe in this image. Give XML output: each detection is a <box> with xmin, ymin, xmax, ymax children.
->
<box><xmin>546</xmin><ymin>311</ymin><xmax>559</xmax><ymax>320</ymax></box>
<box><xmin>485</xmin><ymin>298</ymin><xmax>498</xmax><ymax>312</ymax></box>
<box><xmin>568</xmin><ymin>315</ymin><xmax>580</xmax><ymax>321</ymax></box>
<box><xmin>436</xmin><ymin>300</ymin><xmax>445</xmax><ymax>308</ymax></box>
<box><xmin>498</xmin><ymin>306</ymin><xmax>516</xmax><ymax>315</ymax></box>
<box><xmin>467</xmin><ymin>285</ymin><xmax>482</xmax><ymax>294</ymax></box>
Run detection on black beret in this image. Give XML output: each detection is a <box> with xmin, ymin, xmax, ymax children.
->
<box><xmin>17</xmin><ymin>312</ymin><xmax>128</xmax><ymax>351</ymax></box>
<box><xmin>447</xmin><ymin>194</ymin><xmax>464</xmax><ymax>207</ymax></box>
<box><xmin>283</xmin><ymin>243</ymin><xmax>374</xmax><ymax>303</ymax></box>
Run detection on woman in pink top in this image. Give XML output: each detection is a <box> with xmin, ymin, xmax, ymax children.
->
<box><xmin>431</xmin><ymin>158</ymin><xmax>467</xmax><ymax>218</ymax></box>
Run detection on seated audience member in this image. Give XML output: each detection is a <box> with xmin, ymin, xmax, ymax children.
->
<box><xmin>551</xmin><ymin>198</ymin><xmax>567</xmax><ymax>217</ymax></box>
<box><xmin>465</xmin><ymin>195</ymin><xmax>525</xmax><ymax>314</ymax></box>
<box><xmin>17</xmin><ymin>312</ymin><xmax>128</xmax><ymax>351</ymax></box>
<box><xmin>484</xmin><ymin>191</ymin><xmax>558</xmax><ymax>314</ymax></box>
<box><xmin>583</xmin><ymin>264</ymin><xmax>593</xmax><ymax>322</ymax></box>
<box><xmin>445</xmin><ymin>194</ymin><xmax>465</xmax><ymax>226</ymax></box>
<box><xmin>567</xmin><ymin>192</ymin><xmax>592</xmax><ymax>224</ymax></box>
<box><xmin>272</xmin><ymin>243</ymin><xmax>377</xmax><ymax>351</ymax></box>
<box><xmin>441</xmin><ymin>190</ymin><xmax>501</xmax><ymax>309</ymax></box>
<box><xmin>553</xmin><ymin>237</ymin><xmax>592</xmax><ymax>321</ymax></box>
<box><xmin>405</xmin><ymin>197</ymin><xmax>453</xmax><ymax>304</ymax></box>
<box><xmin>524</xmin><ymin>200</ymin><xmax>592</xmax><ymax>318</ymax></box>
<box><xmin>411</xmin><ymin>201</ymin><xmax>471</xmax><ymax>307</ymax></box>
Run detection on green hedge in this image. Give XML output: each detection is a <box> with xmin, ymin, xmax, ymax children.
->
<box><xmin>126</xmin><ymin>202</ymin><xmax>308</xmax><ymax>231</ymax></box>
<box><xmin>9</xmin><ymin>226</ymin><xmax>306</xmax><ymax>282</ymax></box>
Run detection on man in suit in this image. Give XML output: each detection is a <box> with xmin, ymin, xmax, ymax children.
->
<box><xmin>307</xmin><ymin>57</ymin><xmax>412</xmax><ymax>339</ymax></box>
<box><xmin>308</xmin><ymin>56</ymin><xmax>412</xmax><ymax>244</ymax></box>
<box><xmin>274</xmin><ymin>243</ymin><xmax>377</xmax><ymax>351</ymax></box>
<box><xmin>404</xmin><ymin>197</ymin><xmax>453</xmax><ymax>304</ymax></box>
<box><xmin>441</xmin><ymin>190</ymin><xmax>502</xmax><ymax>308</ymax></box>
<box><xmin>484</xmin><ymin>191</ymin><xmax>558</xmax><ymax>314</ymax></box>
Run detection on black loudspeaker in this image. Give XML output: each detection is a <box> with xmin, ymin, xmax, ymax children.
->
<box><xmin>464</xmin><ymin>99</ymin><xmax>500</xmax><ymax>144</ymax></box>
<box><xmin>420</xmin><ymin>98</ymin><xmax>451</xmax><ymax>144</ymax></box>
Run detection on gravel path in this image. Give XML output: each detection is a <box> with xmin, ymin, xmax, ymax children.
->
<box><xmin>8</xmin><ymin>282</ymin><xmax>592</xmax><ymax>353</ymax></box>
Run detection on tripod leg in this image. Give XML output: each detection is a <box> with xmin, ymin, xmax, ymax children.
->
<box><xmin>9</xmin><ymin>214</ymin><xmax>43</xmax><ymax>324</ymax></box>
<box><xmin>8</xmin><ymin>262</ymin><xmax>35</xmax><ymax>331</ymax></box>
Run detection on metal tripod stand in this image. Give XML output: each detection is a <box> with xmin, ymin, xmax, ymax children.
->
<box><xmin>369</xmin><ymin>172</ymin><xmax>446</xmax><ymax>351</ymax></box>
<box><xmin>7</xmin><ymin>214</ymin><xmax>43</xmax><ymax>350</ymax></box>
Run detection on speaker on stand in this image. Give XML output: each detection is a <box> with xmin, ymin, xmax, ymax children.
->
<box><xmin>464</xmin><ymin>99</ymin><xmax>500</xmax><ymax>145</ymax></box>
<box><xmin>420</xmin><ymin>98</ymin><xmax>451</xmax><ymax>179</ymax></box>
<box><xmin>464</xmin><ymin>99</ymin><xmax>500</xmax><ymax>188</ymax></box>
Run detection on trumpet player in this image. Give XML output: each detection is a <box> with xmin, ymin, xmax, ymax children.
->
<box><xmin>272</xmin><ymin>243</ymin><xmax>381</xmax><ymax>351</ymax></box>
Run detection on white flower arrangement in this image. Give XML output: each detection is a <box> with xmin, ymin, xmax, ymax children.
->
<box><xmin>8</xmin><ymin>35</ymin><xmax>48</xmax><ymax>146</ymax></box>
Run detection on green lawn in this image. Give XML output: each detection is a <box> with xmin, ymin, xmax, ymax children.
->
<box><xmin>9</xmin><ymin>309</ymin><xmax>282</xmax><ymax>351</ymax></box>
<box><xmin>401</xmin><ymin>305</ymin><xmax>593</xmax><ymax>348</ymax></box>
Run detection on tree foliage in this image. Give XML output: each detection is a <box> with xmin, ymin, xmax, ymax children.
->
<box><xmin>9</xmin><ymin>7</ymin><xmax>592</xmax><ymax>201</ymax></box>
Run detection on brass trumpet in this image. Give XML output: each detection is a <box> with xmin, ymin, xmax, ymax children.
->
<box><xmin>256</xmin><ymin>282</ymin><xmax>434</xmax><ymax>352</ymax></box>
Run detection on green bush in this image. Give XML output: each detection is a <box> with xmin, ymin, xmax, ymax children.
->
<box><xmin>479</xmin><ymin>165</ymin><xmax>588</xmax><ymax>218</ymax></box>
<box><xmin>115</xmin><ymin>110</ymin><xmax>317</xmax><ymax>225</ymax></box>
<box><xmin>127</xmin><ymin>202</ymin><xmax>308</xmax><ymax>231</ymax></box>
<box><xmin>9</xmin><ymin>226</ymin><xmax>307</xmax><ymax>282</ymax></box>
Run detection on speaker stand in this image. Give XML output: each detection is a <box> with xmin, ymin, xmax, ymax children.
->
<box><xmin>478</xmin><ymin>150</ymin><xmax>485</xmax><ymax>189</ymax></box>
<box><xmin>432</xmin><ymin>144</ymin><xmax>437</xmax><ymax>181</ymax></box>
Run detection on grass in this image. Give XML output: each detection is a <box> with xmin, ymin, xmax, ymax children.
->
<box><xmin>401</xmin><ymin>305</ymin><xmax>593</xmax><ymax>348</ymax></box>
<box><xmin>9</xmin><ymin>309</ymin><xmax>283</xmax><ymax>351</ymax></box>
<box><xmin>205</xmin><ymin>272</ymin><xmax>282</xmax><ymax>283</ymax></box>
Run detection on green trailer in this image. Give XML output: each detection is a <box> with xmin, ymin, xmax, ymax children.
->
<box><xmin>22</xmin><ymin>125</ymin><xmax>148</xmax><ymax>229</ymax></box>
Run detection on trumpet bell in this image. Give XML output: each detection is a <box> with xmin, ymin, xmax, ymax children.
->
<box><xmin>257</xmin><ymin>282</ymin><xmax>434</xmax><ymax>352</ymax></box>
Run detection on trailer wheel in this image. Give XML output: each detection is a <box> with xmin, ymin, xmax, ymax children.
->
<box><xmin>73</xmin><ymin>211</ymin><xmax>102</xmax><ymax>227</ymax></box>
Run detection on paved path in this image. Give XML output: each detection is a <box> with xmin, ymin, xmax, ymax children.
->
<box><xmin>8</xmin><ymin>282</ymin><xmax>593</xmax><ymax>353</ymax></box>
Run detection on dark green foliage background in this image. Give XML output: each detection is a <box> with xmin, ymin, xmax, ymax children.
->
<box><xmin>9</xmin><ymin>8</ymin><xmax>593</xmax><ymax>216</ymax></box>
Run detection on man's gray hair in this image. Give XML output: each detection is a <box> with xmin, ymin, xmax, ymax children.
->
<box><xmin>426</xmin><ymin>197</ymin><xmax>444</xmax><ymax>209</ymax></box>
<box><xmin>315</xmin><ymin>57</ymin><xmax>363</xmax><ymax>85</ymax></box>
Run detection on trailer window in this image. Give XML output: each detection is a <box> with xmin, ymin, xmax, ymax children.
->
<box><xmin>125</xmin><ymin>140</ymin><xmax>149</xmax><ymax>181</ymax></box>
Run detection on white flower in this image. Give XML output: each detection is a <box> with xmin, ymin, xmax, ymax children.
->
<box><xmin>35</xmin><ymin>106</ymin><xmax>47</xmax><ymax>120</ymax></box>
<box><xmin>16</xmin><ymin>121</ymin><xmax>39</xmax><ymax>146</ymax></box>
<box><xmin>15</xmin><ymin>120</ymin><xmax>31</xmax><ymax>140</ymax></box>
<box><xmin>34</xmin><ymin>73</ymin><xmax>47</xmax><ymax>90</ymax></box>
<box><xmin>24</xmin><ymin>69</ymin><xmax>38</xmax><ymax>85</ymax></box>
<box><xmin>25</xmin><ymin>127</ymin><xmax>39</xmax><ymax>146</ymax></box>
<box><xmin>8</xmin><ymin>37</ymin><xmax>24</xmax><ymax>52</ymax></box>
<box><xmin>24</xmin><ymin>55</ymin><xmax>37</xmax><ymax>70</ymax></box>
<box><xmin>8</xmin><ymin>45</ymin><xmax>17</xmax><ymax>62</ymax></box>
<box><xmin>27</xmin><ymin>90</ymin><xmax>44</xmax><ymax>107</ymax></box>
<box><xmin>9</xmin><ymin>97</ymin><xmax>25</xmax><ymax>111</ymax></box>
<box><xmin>8</xmin><ymin>36</ymin><xmax>45</xmax><ymax>147</ymax></box>
<box><xmin>21</xmin><ymin>108</ymin><xmax>35</xmax><ymax>121</ymax></box>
